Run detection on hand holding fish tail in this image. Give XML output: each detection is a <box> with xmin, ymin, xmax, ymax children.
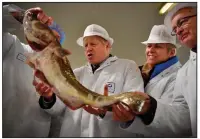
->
<box><xmin>112</xmin><ymin>102</ymin><xmax>135</xmax><ymax>122</ymax></box>
<box><xmin>112</xmin><ymin>91</ymin><xmax>151</xmax><ymax>122</ymax></box>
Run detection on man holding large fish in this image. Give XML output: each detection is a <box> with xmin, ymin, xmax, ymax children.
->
<box><xmin>30</xmin><ymin>20</ymin><xmax>146</xmax><ymax>136</ymax></box>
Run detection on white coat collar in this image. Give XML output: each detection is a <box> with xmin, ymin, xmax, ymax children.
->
<box><xmin>190</xmin><ymin>50</ymin><xmax>196</xmax><ymax>61</ymax></box>
<box><xmin>86</xmin><ymin>56</ymin><xmax>118</xmax><ymax>73</ymax></box>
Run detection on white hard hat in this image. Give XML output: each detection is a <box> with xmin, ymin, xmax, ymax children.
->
<box><xmin>77</xmin><ymin>24</ymin><xmax>114</xmax><ymax>47</ymax></box>
<box><xmin>164</xmin><ymin>3</ymin><xmax>197</xmax><ymax>32</ymax></box>
<box><xmin>141</xmin><ymin>25</ymin><xmax>180</xmax><ymax>48</ymax></box>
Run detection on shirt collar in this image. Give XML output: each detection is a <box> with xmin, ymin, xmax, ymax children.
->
<box><xmin>86</xmin><ymin>55</ymin><xmax>118</xmax><ymax>73</ymax></box>
<box><xmin>190</xmin><ymin>50</ymin><xmax>196</xmax><ymax>61</ymax></box>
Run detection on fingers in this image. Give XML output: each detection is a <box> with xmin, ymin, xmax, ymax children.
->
<box><xmin>84</xmin><ymin>105</ymin><xmax>99</xmax><ymax>115</ymax></box>
<box><xmin>118</xmin><ymin>103</ymin><xmax>134</xmax><ymax>120</ymax></box>
<box><xmin>37</xmin><ymin>12</ymin><xmax>48</xmax><ymax>24</ymax></box>
<box><xmin>33</xmin><ymin>79</ymin><xmax>53</xmax><ymax>97</ymax></box>
<box><xmin>112</xmin><ymin>103</ymin><xmax>135</xmax><ymax>122</ymax></box>
<box><xmin>131</xmin><ymin>92</ymin><xmax>151</xmax><ymax>114</ymax></box>
<box><xmin>34</xmin><ymin>70</ymin><xmax>50</xmax><ymax>85</ymax></box>
<box><xmin>104</xmin><ymin>84</ymin><xmax>108</xmax><ymax>96</ymax></box>
<box><xmin>83</xmin><ymin>105</ymin><xmax>106</xmax><ymax>116</ymax></box>
<box><xmin>37</xmin><ymin>12</ymin><xmax>53</xmax><ymax>25</ymax></box>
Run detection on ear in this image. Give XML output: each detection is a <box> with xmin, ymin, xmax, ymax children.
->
<box><xmin>169</xmin><ymin>48</ymin><xmax>176</xmax><ymax>57</ymax></box>
<box><xmin>106</xmin><ymin>41</ymin><xmax>112</xmax><ymax>49</ymax></box>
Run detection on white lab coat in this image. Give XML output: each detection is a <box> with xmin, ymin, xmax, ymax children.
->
<box><xmin>45</xmin><ymin>56</ymin><xmax>144</xmax><ymax>137</ymax></box>
<box><xmin>121</xmin><ymin>54</ymin><xmax>195</xmax><ymax>137</ymax></box>
<box><xmin>177</xmin><ymin>50</ymin><xmax>196</xmax><ymax>137</ymax></box>
<box><xmin>3</xmin><ymin>32</ymin><xmax>52</xmax><ymax>137</ymax></box>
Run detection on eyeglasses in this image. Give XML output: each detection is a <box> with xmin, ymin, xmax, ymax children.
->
<box><xmin>171</xmin><ymin>14</ymin><xmax>197</xmax><ymax>36</ymax></box>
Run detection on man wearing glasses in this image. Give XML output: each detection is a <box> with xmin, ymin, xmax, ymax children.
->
<box><xmin>165</xmin><ymin>2</ymin><xmax>197</xmax><ymax>136</ymax></box>
<box><xmin>115</xmin><ymin>3</ymin><xmax>197</xmax><ymax>137</ymax></box>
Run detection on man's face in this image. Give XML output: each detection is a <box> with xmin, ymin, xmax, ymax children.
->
<box><xmin>145</xmin><ymin>43</ymin><xmax>175</xmax><ymax>65</ymax></box>
<box><xmin>171</xmin><ymin>8</ymin><xmax>197</xmax><ymax>48</ymax></box>
<box><xmin>83</xmin><ymin>36</ymin><xmax>111</xmax><ymax>64</ymax></box>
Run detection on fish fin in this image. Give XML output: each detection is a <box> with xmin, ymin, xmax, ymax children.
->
<box><xmin>24</xmin><ymin>52</ymin><xmax>36</xmax><ymax>69</ymax></box>
<box><xmin>53</xmin><ymin>47</ymin><xmax>71</xmax><ymax>58</ymax></box>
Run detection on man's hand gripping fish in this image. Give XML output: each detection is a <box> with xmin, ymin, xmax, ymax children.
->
<box><xmin>23</xmin><ymin>11</ymin><xmax>149</xmax><ymax>114</ymax></box>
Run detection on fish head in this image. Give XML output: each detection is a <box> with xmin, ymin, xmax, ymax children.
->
<box><xmin>23</xmin><ymin>11</ymin><xmax>57</xmax><ymax>51</ymax></box>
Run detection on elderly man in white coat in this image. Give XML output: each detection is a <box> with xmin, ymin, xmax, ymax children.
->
<box><xmin>114</xmin><ymin>3</ymin><xmax>196</xmax><ymax>137</ymax></box>
<box><xmin>34</xmin><ymin>24</ymin><xmax>144</xmax><ymax>137</ymax></box>
<box><xmin>164</xmin><ymin>2</ymin><xmax>197</xmax><ymax>136</ymax></box>
<box><xmin>3</xmin><ymin>4</ymin><xmax>65</xmax><ymax>137</ymax></box>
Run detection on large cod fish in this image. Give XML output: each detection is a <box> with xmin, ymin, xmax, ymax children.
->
<box><xmin>21</xmin><ymin>10</ymin><xmax>148</xmax><ymax>113</ymax></box>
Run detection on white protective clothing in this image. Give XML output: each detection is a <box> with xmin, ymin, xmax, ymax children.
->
<box><xmin>2</xmin><ymin>5</ymin><xmax>52</xmax><ymax>137</ymax></box>
<box><xmin>121</xmin><ymin>53</ymin><xmax>196</xmax><ymax>137</ymax></box>
<box><xmin>176</xmin><ymin>50</ymin><xmax>196</xmax><ymax>136</ymax></box>
<box><xmin>120</xmin><ymin>20</ymin><xmax>193</xmax><ymax>137</ymax></box>
<box><xmin>44</xmin><ymin>56</ymin><xmax>144</xmax><ymax>137</ymax></box>
<box><xmin>121</xmin><ymin>61</ymin><xmax>190</xmax><ymax>137</ymax></box>
<box><xmin>3</xmin><ymin>32</ymin><xmax>52</xmax><ymax>137</ymax></box>
<box><xmin>164</xmin><ymin>3</ymin><xmax>197</xmax><ymax>136</ymax></box>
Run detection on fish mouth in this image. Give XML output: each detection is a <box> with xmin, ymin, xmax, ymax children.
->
<box><xmin>26</xmin><ymin>37</ymin><xmax>46</xmax><ymax>51</ymax></box>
